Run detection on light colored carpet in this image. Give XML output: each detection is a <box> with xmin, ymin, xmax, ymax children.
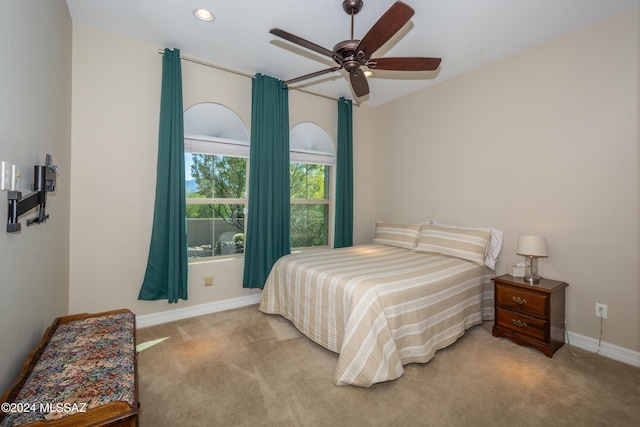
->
<box><xmin>136</xmin><ymin>304</ymin><xmax>640</xmax><ymax>426</ymax></box>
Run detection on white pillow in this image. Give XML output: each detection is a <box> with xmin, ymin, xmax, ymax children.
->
<box><xmin>426</xmin><ymin>220</ymin><xmax>503</xmax><ymax>270</ymax></box>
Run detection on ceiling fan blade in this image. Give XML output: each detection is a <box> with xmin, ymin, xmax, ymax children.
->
<box><xmin>284</xmin><ymin>67</ymin><xmax>341</xmax><ymax>85</ymax></box>
<box><xmin>368</xmin><ymin>57</ymin><xmax>442</xmax><ymax>71</ymax></box>
<box><xmin>355</xmin><ymin>2</ymin><xmax>414</xmax><ymax>58</ymax></box>
<box><xmin>350</xmin><ymin>71</ymin><xmax>370</xmax><ymax>97</ymax></box>
<box><xmin>270</xmin><ymin>28</ymin><xmax>334</xmax><ymax>59</ymax></box>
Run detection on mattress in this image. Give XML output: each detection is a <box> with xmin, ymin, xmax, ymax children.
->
<box><xmin>259</xmin><ymin>244</ymin><xmax>494</xmax><ymax>386</ymax></box>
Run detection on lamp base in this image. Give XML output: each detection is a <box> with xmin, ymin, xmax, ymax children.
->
<box><xmin>523</xmin><ymin>274</ymin><xmax>542</xmax><ymax>285</ymax></box>
<box><xmin>523</xmin><ymin>256</ymin><xmax>542</xmax><ymax>284</ymax></box>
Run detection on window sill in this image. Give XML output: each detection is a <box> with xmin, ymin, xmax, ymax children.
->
<box><xmin>188</xmin><ymin>254</ymin><xmax>244</xmax><ymax>265</ymax></box>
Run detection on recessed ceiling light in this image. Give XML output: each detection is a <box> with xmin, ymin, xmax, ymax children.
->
<box><xmin>193</xmin><ymin>8</ymin><xmax>214</xmax><ymax>22</ymax></box>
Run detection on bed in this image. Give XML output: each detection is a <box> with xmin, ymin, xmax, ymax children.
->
<box><xmin>260</xmin><ymin>222</ymin><xmax>502</xmax><ymax>387</ymax></box>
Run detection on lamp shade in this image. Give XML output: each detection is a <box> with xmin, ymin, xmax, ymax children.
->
<box><xmin>517</xmin><ymin>235</ymin><xmax>548</xmax><ymax>257</ymax></box>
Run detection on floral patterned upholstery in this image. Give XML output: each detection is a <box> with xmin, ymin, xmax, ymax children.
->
<box><xmin>1</xmin><ymin>312</ymin><xmax>135</xmax><ymax>426</ymax></box>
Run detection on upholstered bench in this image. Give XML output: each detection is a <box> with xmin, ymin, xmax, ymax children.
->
<box><xmin>0</xmin><ymin>309</ymin><xmax>138</xmax><ymax>427</ymax></box>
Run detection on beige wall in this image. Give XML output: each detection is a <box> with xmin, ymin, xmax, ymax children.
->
<box><xmin>0</xmin><ymin>0</ymin><xmax>72</xmax><ymax>391</ymax></box>
<box><xmin>374</xmin><ymin>10</ymin><xmax>639</xmax><ymax>352</ymax></box>
<box><xmin>69</xmin><ymin>25</ymin><xmax>376</xmax><ymax>317</ymax></box>
<box><xmin>352</xmin><ymin>103</ymin><xmax>377</xmax><ymax>244</ymax></box>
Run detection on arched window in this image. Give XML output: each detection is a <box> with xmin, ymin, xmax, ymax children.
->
<box><xmin>289</xmin><ymin>122</ymin><xmax>336</xmax><ymax>249</ymax></box>
<box><xmin>184</xmin><ymin>103</ymin><xmax>249</xmax><ymax>259</ymax></box>
<box><xmin>290</xmin><ymin>122</ymin><xmax>336</xmax><ymax>165</ymax></box>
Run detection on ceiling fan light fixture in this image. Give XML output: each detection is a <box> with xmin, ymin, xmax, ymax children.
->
<box><xmin>364</xmin><ymin>70</ymin><xmax>373</xmax><ymax>77</ymax></box>
<box><xmin>193</xmin><ymin>8</ymin><xmax>214</xmax><ymax>22</ymax></box>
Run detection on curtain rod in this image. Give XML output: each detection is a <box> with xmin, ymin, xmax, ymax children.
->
<box><xmin>157</xmin><ymin>49</ymin><xmax>358</xmax><ymax>106</ymax></box>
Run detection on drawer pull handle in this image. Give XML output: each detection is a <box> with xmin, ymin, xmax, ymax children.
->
<box><xmin>512</xmin><ymin>319</ymin><xmax>527</xmax><ymax>328</ymax></box>
<box><xmin>512</xmin><ymin>296</ymin><xmax>527</xmax><ymax>305</ymax></box>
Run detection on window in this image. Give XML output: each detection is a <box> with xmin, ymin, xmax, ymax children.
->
<box><xmin>186</xmin><ymin>153</ymin><xmax>247</xmax><ymax>258</ymax></box>
<box><xmin>183</xmin><ymin>108</ymin><xmax>335</xmax><ymax>257</ymax></box>
<box><xmin>290</xmin><ymin>163</ymin><xmax>330</xmax><ymax>248</ymax></box>
<box><xmin>290</xmin><ymin>122</ymin><xmax>336</xmax><ymax>249</ymax></box>
<box><xmin>184</xmin><ymin>103</ymin><xmax>249</xmax><ymax>260</ymax></box>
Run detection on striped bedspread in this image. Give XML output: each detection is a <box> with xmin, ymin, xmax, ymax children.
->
<box><xmin>259</xmin><ymin>244</ymin><xmax>494</xmax><ymax>387</ymax></box>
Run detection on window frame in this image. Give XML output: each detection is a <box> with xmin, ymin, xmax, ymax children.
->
<box><xmin>183</xmin><ymin>102</ymin><xmax>251</xmax><ymax>262</ymax></box>
<box><xmin>185</xmin><ymin>140</ymin><xmax>249</xmax><ymax>261</ymax></box>
<box><xmin>289</xmin><ymin>122</ymin><xmax>336</xmax><ymax>251</ymax></box>
<box><xmin>290</xmin><ymin>162</ymin><xmax>332</xmax><ymax>250</ymax></box>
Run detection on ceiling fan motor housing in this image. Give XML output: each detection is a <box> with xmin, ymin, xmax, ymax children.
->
<box><xmin>333</xmin><ymin>39</ymin><xmax>366</xmax><ymax>72</ymax></box>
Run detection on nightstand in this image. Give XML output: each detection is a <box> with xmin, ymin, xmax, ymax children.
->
<box><xmin>492</xmin><ymin>274</ymin><xmax>569</xmax><ymax>357</ymax></box>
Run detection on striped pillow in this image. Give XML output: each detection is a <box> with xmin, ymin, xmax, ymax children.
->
<box><xmin>373</xmin><ymin>221</ymin><xmax>420</xmax><ymax>250</ymax></box>
<box><xmin>415</xmin><ymin>224</ymin><xmax>491</xmax><ymax>266</ymax></box>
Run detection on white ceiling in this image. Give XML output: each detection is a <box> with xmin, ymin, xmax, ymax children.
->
<box><xmin>65</xmin><ymin>0</ymin><xmax>637</xmax><ymax>106</ymax></box>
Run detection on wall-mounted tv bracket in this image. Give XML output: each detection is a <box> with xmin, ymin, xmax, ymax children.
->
<box><xmin>7</xmin><ymin>154</ymin><xmax>57</xmax><ymax>233</ymax></box>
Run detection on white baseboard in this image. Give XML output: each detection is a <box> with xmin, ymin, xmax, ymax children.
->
<box><xmin>136</xmin><ymin>293</ymin><xmax>262</xmax><ymax>329</ymax></box>
<box><xmin>566</xmin><ymin>330</ymin><xmax>640</xmax><ymax>368</ymax></box>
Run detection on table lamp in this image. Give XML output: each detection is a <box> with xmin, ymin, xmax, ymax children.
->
<box><xmin>517</xmin><ymin>235</ymin><xmax>548</xmax><ymax>284</ymax></box>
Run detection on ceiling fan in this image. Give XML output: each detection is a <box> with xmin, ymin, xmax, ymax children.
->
<box><xmin>270</xmin><ymin>0</ymin><xmax>442</xmax><ymax>98</ymax></box>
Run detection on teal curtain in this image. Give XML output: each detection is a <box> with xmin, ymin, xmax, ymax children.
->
<box><xmin>138</xmin><ymin>48</ymin><xmax>188</xmax><ymax>303</ymax></box>
<box><xmin>334</xmin><ymin>97</ymin><xmax>353</xmax><ymax>248</ymax></box>
<box><xmin>242</xmin><ymin>74</ymin><xmax>291</xmax><ymax>289</ymax></box>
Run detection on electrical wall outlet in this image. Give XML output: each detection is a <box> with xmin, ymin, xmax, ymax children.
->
<box><xmin>204</xmin><ymin>275</ymin><xmax>213</xmax><ymax>287</ymax></box>
<box><xmin>595</xmin><ymin>303</ymin><xmax>608</xmax><ymax>319</ymax></box>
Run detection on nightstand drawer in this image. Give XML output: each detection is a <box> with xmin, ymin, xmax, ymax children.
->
<box><xmin>495</xmin><ymin>283</ymin><xmax>547</xmax><ymax>318</ymax></box>
<box><xmin>496</xmin><ymin>307</ymin><xmax>546</xmax><ymax>341</ymax></box>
